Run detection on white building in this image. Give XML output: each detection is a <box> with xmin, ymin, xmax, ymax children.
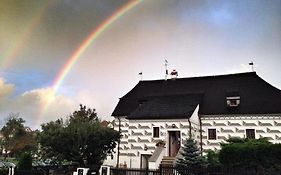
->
<box><xmin>103</xmin><ymin>72</ymin><xmax>281</xmax><ymax>169</ymax></box>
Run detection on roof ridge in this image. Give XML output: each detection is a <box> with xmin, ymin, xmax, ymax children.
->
<box><xmin>140</xmin><ymin>72</ymin><xmax>256</xmax><ymax>82</ymax></box>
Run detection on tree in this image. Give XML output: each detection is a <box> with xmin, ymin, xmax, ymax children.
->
<box><xmin>175</xmin><ymin>138</ymin><xmax>206</xmax><ymax>175</ymax></box>
<box><xmin>0</xmin><ymin>114</ymin><xmax>37</xmax><ymax>159</ymax></box>
<box><xmin>38</xmin><ymin>105</ymin><xmax>120</xmax><ymax>171</ymax></box>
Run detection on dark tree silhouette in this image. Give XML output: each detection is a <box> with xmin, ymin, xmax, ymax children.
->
<box><xmin>38</xmin><ymin>105</ymin><xmax>120</xmax><ymax>171</ymax></box>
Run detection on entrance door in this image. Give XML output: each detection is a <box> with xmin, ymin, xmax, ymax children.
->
<box><xmin>168</xmin><ymin>131</ymin><xmax>181</xmax><ymax>157</ymax></box>
<box><xmin>140</xmin><ymin>154</ymin><xmax>151</xmax><ymax>169</ymax></box>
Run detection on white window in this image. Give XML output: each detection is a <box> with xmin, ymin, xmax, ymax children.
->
<box><xmin>226</xmin><ymin>96</ymin><xmax>240</xmax><ymax>107</ymax></box>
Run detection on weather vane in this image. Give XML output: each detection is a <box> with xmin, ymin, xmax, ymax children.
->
<box><xmin>139</xmin><ymin>72</ymin><xmax>142</xmax><ymax>81</ymax></box>
<box><xmin>165</xmin><ymin>59</ymin><xmax>168</xmax><ymax>80</ymax></box>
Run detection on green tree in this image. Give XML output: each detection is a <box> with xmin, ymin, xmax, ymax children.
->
<box><xmin>175</xmin><ymin>138</ymin><xmax>206</xmax><ymax>175</ymax></box>
<box><xmin>38</xmin><ymin>105</ymin><xmax>120</xmax><ymax>171</ymax></box>
<box><xmin>1</xmin><ymin>114</ymin><xmax>37</xmax><ymax>159</ymax></box>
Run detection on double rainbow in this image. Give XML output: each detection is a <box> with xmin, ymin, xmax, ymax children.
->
<box><xmin>39</xmin><ymin>0</ymin><xmax>142</xmax><ymax>120</ymax></box>
<box><xmin>0</xmin><ymin>0</ymin><xmax>56</xmax><ymax>70</ymax></box>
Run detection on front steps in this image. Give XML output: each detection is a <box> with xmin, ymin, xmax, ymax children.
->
<box><xmin>160</xmin><ymin>156</ymin><xmax>176</xmax><ymax>166</ymax></box>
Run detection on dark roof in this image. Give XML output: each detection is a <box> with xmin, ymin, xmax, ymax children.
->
<box><xmin>128</xmin><ymin>94</ymin><xmax>202</xmax><ymax>119</ymax></box>
<box><xmin>112</xmin><ymin>72</ymin><xmax>281</xmax><ymax>119</ymax></box>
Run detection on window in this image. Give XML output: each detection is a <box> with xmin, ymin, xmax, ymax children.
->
<box><xmin>230</xmin><ymin>99</ymin><xmax>238</xmax><ymax>106</ymax></box>
<box><xmin>208</xmin><ymin>129</ymin><xmax>216</xmax><ymax>140</ymax></box>
<box><xmin>226</xmin><ymin>96</ymin><xmax>240</xmax><ymax>107</ymax></box>
<box><xmin>246</xmin><ymin>129</ymin><xmax>255</xmax><ymax>139</ymax></box>
<box><xmin>153</xmin><ymin>127</ymin><xmax>160</xmax><ymax>138</ymax></box>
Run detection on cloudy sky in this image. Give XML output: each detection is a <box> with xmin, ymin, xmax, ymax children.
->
<box><xmin>0</xmin><ymin>0</ymin><xmax>280</xmax><ymax>129</ymax></box>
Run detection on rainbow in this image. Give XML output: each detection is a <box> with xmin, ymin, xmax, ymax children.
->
<box><xmin>52</xmin><ymin>0</ymin><xmax>141</xmax><ymax>92</ymax></box>
<box><xmin>0</xmin><ymin>0</ymin><xmax>55</xmax><ymax>70</ymax></box>
<box><xmin>39</xmin><ymin>0</ymin><xmax>142</xmax><ymax>120</ymax></box>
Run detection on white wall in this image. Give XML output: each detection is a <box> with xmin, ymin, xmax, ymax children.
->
<box><xmin>103</xmin><ymin>112</ymin><xmax>281</xmax><ymax>168</ymax></box>
<box><xmin>103</xmin><ymin>114</ymin><xmax>200</xmax><ymax>168</ymax></box>
<box><xmin>201</xmin><ymin>115</ymin><xmax>281</xmax><ymax>151</ymax></box>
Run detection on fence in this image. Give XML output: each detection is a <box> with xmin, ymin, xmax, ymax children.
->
<box><xmin>111</xmin><ymin>167</ymin><xmax>159</xmax><ymax>175</ymax></box>
<box><xmin>14</xmin><ymin>170</ymin><xmax>44</xmax><ymax>175</ymax></box>
<box><xmin>110</xmin><ymin>165</ymin><xmax>211</xmax><ymax>175</ymax></box>
<box><xmin>13</xmin><ymin>165</ymin><xmax>77</xmax><ymax>175</ymax></box>
<box><xmin>110</xmin><ymin>165</ymin><xmax>280</xmax><ymax>175</ymax></box>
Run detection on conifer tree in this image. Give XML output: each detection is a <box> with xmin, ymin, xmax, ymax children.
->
<box><xmin>175</xmin><ymin>138</ymin><xmax>206</xmax><ymax>175</ymax></box>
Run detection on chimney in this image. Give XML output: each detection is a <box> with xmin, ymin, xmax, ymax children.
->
<box><xmin>170</xmin><ymin>69</ymin><xmax>178</xmax><ymax>80</ymax></box>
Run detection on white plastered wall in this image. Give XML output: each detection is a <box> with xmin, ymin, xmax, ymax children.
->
<box><xmin>103</xmin><ymin>106</ymin><xmax>201</xmax><ymax>168</ymax></box>
<box><xmin>201</xmin><ymin>115</ymin><xmax>281</xmax><ymax>151</ymax></box>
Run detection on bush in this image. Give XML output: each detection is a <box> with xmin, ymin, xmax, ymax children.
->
<box><xmin>219</xmin><ymin>138</ymin><xmax>281</xmax><ymax>174</ymax></box>
<box><xmin>0</xmin><ymin>169</ymin><xmax>8</xmax><ymax>175</ymax></box>
<box><xmin>205</xmin><ymin>149</ymin><xmax>220</xmax><ymax>167</ymax></box>
<box><xmin>17</xmin><ymin>152</ymin><xmax>32</xmax><ymax>170</ymax></box>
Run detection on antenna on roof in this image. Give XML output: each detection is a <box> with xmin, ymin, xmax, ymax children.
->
<box><xmin>249</xmin><ymin>61</ymin><xmax>254</xmax><ymax>72</ymax></box>
<box><xmin>165</xmin><ymin>59</ymin><xmax>168</xmax><ymax>80</ymax></box>
<box><xmin>139</xmin><ymin>72</ymin><xmax>143</xmax><ymax>81</ymax></box>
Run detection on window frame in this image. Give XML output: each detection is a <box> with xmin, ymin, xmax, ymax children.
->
<box><xmin>153</xmin><ymin>126</ymin><xmax>160</xmax><ymax>138</ymax></box>
<box><xmin>208</xmin><ymin>128</ymin><xmax>217</xmax><ymax>140</ymax></box>
<box><xmin>226</xmin><ymin>96</ymin><xmax>240</xmax><ymax>107</ymax></box>
<box><xmin>246</xmin><ymin>129</ymin><xmax>255</xmax><ymax>139</ymax></box>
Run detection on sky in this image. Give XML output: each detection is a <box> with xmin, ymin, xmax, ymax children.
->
<box><xmin>0</xmin><ymin>0</ymin><xmax>280</xmax><ymax>129</ymax></box>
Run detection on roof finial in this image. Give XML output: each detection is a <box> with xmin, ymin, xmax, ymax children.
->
<box><xmin>249</xmin><ymin>61</ymin><xmax>254</xmax><ymax>72</ymax></box>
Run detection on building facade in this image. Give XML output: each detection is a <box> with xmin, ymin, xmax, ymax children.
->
<box><xmin>103</xmin><ymin>72</ymin><xmax>281</xmax><ymax>169</ymax></box>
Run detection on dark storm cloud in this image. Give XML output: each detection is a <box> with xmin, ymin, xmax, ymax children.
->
<box><xmin>37</xmin><ymin>0</ymin><xmax>129</xmax><ymax>51</ymax></box>
<box><xmin>1</xmin><ymin>0</ymin><xmax>129</xmax><ymax>65</ymax></box>
<box><xmin>0</xmin><ymin>0</ymin><xmax>129</xmax><ymax>90</ymax></box>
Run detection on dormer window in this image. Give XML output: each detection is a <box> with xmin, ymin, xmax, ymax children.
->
<box><xmin>226</xmin><ymin>96</ymin><xmax>240</xmax><ymax>107</ymax></box>
<box><xmin>138</xmin><ymin>99</ymin><xmax>147</xmax><ymax>106</ymax></box>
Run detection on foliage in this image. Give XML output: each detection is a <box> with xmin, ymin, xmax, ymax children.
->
<box><xmin>38</xmin><ymin>105</ymin><xmax>120</xmax><ymax>170</ymax></box>
<box><xmin>205</xmin><ymin>149</ymin><xmax>220</xmax><ymax>167</ymax></box>
<box><xmin>175</xmin><ymin>138</ymin><xmax>206</xmax><ymax>175</ymax></box>
<box><xmin>219</xmin><ymin>138</ymin><xmax>281</xmax><ymax>174</ymax></box>
<box><xmin>0</xmin><ymin>169</ymin><xmax>8</xmax><ymax>175</ymax></box>
<box><xmin>17</xmin><ymin>152</ymin><xmax>32</xmax><ymax>170</ymax></box>
<box><xmin>0</xmin><ymin>114</ymin><xmax>37</xmax><ymax>158</ymax></box>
